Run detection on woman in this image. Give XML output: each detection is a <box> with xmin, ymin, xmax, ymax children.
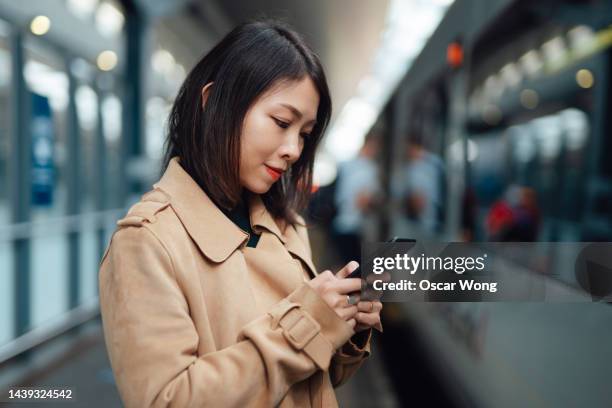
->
<box><xmin>99</xmin><ymin>20</ymin><xmax>382</xmax><ymax>408</ymax></box>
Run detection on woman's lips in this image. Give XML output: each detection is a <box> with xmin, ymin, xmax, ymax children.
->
<box><xmin>265</xmin><ymin>165</ymin><xmax>283</xmax><ymax>180</ymax></box>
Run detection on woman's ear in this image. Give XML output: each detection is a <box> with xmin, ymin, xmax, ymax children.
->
<box><xmin>201</xmin><ymin>82</ymin><xmax>214</xmax><ymax>109</ymax></box>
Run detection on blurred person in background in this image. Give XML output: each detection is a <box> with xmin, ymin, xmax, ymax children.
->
<box><xmin>396</xmin><ymin>135</ymin><xmax>445</xmax><ymax>234</ymax></box>
<box><xmin>331</xmin><ymin>131</ymin><xmax>382</xmax><ymax>266</ymax></box>
<box><xmin>461</xmin><ymin>187</ymin><xmax>477</xmax><ymax>242</ymax></box>
<box><xmin>99</xmin><ymin>20</ymin><xmax>382</xmax><ymax>408</ymax></box>
<box><xmin>486</xmin><ymin>184</ymin><xmax>540</xmax><ymax>241</ymax></box>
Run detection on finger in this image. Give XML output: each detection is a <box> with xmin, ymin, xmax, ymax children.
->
<box><xmin>336</xmin><ymin>261</ymin><xmax>359</xmax><ymax>279</ymax></box>
<box><xmin>337</xmin><ymin>305</ymin><xmax>358</xmax><ymax>320</ymax></box>
<box><xmin>357</xmin><ymin>301</ymin><xmax>383</xmax><ymax>314</ymax></box>
<box><xmin>319</xmin><ymin>270</ymin><xmax>335</xmax><ymax>281</ymax></box>
<box><xmin>346</xmin><ymin>318</ymin><xmax>356</xmax><ymax>330</ymax></box>
<box><xmin>346</xmin><ymin>293</ymin><xmax>360</xmax><ymax>306</ymax></box>
<box><xmin>355</xmin><ymin>312</ymin><xmax>380</xmax><ymax>327</ymax></box>
<box><xmin>333</xmin><ymin>278</ymin><xmax>363</xmax><ymax>294</ymax></box>
<box><xmin>357</xmin><ymin>301</ymin><xmax>374</xmax><ymax>313</ymax></box>
<box><xmin>335</xmin><ymin>294</ymin><xmax>359</xmax><ymax>309</ymax></box>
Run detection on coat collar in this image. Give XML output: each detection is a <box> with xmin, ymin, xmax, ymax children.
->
<box><xmin>154</xmin><ymin>157</ymin><xmax>289</xmax><ymax>263</ymax></box>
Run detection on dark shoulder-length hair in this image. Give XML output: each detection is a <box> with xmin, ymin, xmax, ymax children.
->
<box><xmin>163</xmin><ymin>20</ymin><xmax>332</xmax><ymax>225</ymax></box>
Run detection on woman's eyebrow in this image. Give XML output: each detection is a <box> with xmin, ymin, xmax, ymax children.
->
<box><xmin>279</xmin><ymin>103</ymin><xmax>316</xmax><ymax>124</ymax></box>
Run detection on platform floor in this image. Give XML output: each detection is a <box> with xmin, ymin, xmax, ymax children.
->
<box><xmin>1</xmin><ymin>320</ymin><xmax>400</xmax><ymax>407</ymax></box>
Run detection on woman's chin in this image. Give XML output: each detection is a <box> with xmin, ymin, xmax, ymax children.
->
<box><xmin>244</xmin><ymin>181</ymin><xmax>273</xmax><ymax>194</ymax></box>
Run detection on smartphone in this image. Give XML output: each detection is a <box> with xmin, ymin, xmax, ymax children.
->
<box><xmin>346</xmin><ymin>237</ymin><xmax>416</xmax><ymax>279</ymax></box>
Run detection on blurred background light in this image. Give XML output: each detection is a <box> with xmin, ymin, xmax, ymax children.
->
<box><xmin>510</xmin><ymin>126</ymin><xmax>536</xmax><ymax>163</ymax></box>
<box><xmin>323</xmin><ymin>0</ymin><xmax>455</xmax><ymax>162</ymax></box>
<box><xmin>520</xmin><ymin>88</ymin><xmax>539</xmax><ymax>109</ymax></box>
<box><xmin>560</xmin><ymin>108</ymin><xmax>589</xmax><ymax>150</ymax></box>
<box><xmin>576</xmin><ymin>68</ymin><xmax>594</xmax><ymax>89</ymax></box>
<box><xmin>30</xmin><ymin>15</ymin><xmax>51</xmax><ymax>36</ymax></box>
<box><xmin>482</xmin><ymin>104</ymin><xmax>502</xmax><ymax>126</ymax></box>
<box><xmin>500</xmin><ymin>62</ymin><xmax>521</xmax><ymax>88</ymax></box>
<box><xmin>447</xmin><ymin>42</ymin><xmax>463</xmax><ymax>68</ymax></box>
<box><xmin>0</xmin><ymin>48</ymin><xmax>10</xmax><ymax>87</ymax></box>
<box><xmin>541</xmin><ymin>36</ymin><xmax>567</xmax><ymax>70</ymax></box>
<box><xmin>101</xmin><ymin>95</ymin><xmax>122</xmax><ymax>142</ymax></box>
<box><xmin>96</xmin><ymin>50</ymin><xmax>117</xmax><ymax>71</ymax></box>
<box><xmin>568</xmin><ymin>25</ymin><xmax>596</xmax><ymax>58</ymax></box>
<box><xmin>312</xmin><ymin>151</ymin><xmax>338</xmax><ymax>187</ymax></box>
<box><xmin>66</xmin><ymin>0</ymin><xmax>99</xmax><ymax>20</ymax></box>
<box><xmin>467</xmin><ymin>139</ymin><xmax>479</xmax><ymax>162</ymax></box>
<box><xmin>446</xmin><ymin>139</ymin><xmax>465</xmax><ymax>164</ymax></box>
<box><xmin>326</xmin><ymin>97</ymin><xmax>378</xmax><ymax>161</ymax></box>
<box><xmin>484</xmin><ymin>74</ymin><xmax>504</xmax><ymax>99</ymax></box>
<box><xmin>519</xmin><ymin>49</ymin><xmax>544</xmax><ymax>78</ymax></box>
<box><xmin>151</xmin><ymin>48</ymin><xmax>176</xmax><ymax>76</ymax></box>
<box><xmin>75</xmin><ymin>85</ymin><xmax>99</xmax><ymax>131</ymax></box>
<box><xmin>24</xmin><ymin>60</ymin><xmax>69</xmax><ymax>111</ymax></box>
<box><xmin>533</xmin><ymin>116</ymin><xmax>562</xmax><ymax>160</ymax></box>
<box><xmin>145</xmin><ymin>96</ymin><xmax>171</xmax><ymax>159</ymax></box>
<box><xmin>95</xmin><ymin>1</ymin><xmax>124</xmax><ymax>38</ymax></box>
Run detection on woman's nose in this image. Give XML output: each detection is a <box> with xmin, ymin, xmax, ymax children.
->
<box><xmin>279</xmin><ymin>132</ymin><xmax>302</xmax><ymax>162</ymax></box>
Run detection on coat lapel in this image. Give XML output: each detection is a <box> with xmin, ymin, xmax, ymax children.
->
<box><xmin>154</xmin><ymin>158</ymin><xmax>248</xmax><ymax>263</ymax></box>
<box><xmin>155</xmin><ymin>157</ymin><xmax>317</xmax><ymax>277</ymax></box>
<box><xmin>249</xmin><ymin>194</ymin><xmax>318</xmax><ymax>278</ymax></box>
<box><xmin>283</xmin><ymin>223</ymin><xmax>318</xmax><ymax>278</ymax></box>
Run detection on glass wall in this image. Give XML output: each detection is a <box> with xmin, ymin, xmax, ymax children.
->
<box><xmin>0</xmin><ymin>18</ymin><xmax>14</xmax><ymax>346</ymax></box>
<box><xmin>74</xmin><ymin>59</ymin><xmax>100</xmax><ymax>305</ymax></box>
<box><xmin>0</xmin><ymin>0</ymin><xmax>133</xmax><ymax>360</ymax></box>
<box><xmin>102</xmin><ymin>92</ymin><xmax>122</xmax><ymax>210</ymax></box>
<box><xmin>24</xmin><ymin>36</ymin><xmax>70</xmax><ymax>330</ymax></box>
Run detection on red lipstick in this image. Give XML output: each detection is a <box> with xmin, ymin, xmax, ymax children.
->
<box><xmin>265</xmin><ymin>165</ymin><xmax>283</xmax><ymax>180</ymax></box>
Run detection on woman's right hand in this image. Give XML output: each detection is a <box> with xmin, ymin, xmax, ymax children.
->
<box><xmin>306</xmin><ymin>261</ymin><xmax>362</xmax><ymax>329</ymax></box>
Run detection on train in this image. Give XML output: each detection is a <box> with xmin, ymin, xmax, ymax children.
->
<box><xmin>327</xmin><ymin>0</ymin><xmax>612</xmax><ymax>406</ymax></box>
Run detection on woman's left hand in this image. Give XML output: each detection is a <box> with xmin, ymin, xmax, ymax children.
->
<box><xmin>354</xmin><ymin>301</ymin><xmax>383</xmax><ymax>332</ymax></box>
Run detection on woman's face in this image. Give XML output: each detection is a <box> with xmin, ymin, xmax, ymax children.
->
<box><xmin>239</xmin><ymin>76</ymin><xmax>319</xmax><ymax>194</ymax></box>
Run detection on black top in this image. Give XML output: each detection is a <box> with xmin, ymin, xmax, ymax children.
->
<box><xmin>223</xmin><ymin>194</ymin><xmax>261</xmax><ymax>248</ymax></box>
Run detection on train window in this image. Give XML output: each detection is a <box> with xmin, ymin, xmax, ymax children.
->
<box><xmin>468</xmin><ymin>105</ymin><xmax>592</xmax><ymax>244</ymax></box>
<box><xmin>509</xmin><ymin>125</ymin><xmax>536</xmax><ymax>185</ymax></box>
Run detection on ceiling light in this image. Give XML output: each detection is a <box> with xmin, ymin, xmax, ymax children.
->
<box><xmin>30</xmin><ymin>16</ymin><xmax>51</xmax><ymax>36</ymax></box>
<box><xmin>576</xmin><ymin>69</ymin><xmax>594</xmax><ymax>88</ymax></box>
<box><xmin>519</xmin><ymin>50</ymin><xmax>543</xmax><ymax>78</ymax></box>
<box><xmin>97</xmin><ymin>50</ymin><xmax>118</xmax><ymax>71</ymax></box>
<box><xmin>95</xmin><ymin>2</ymin><xmax>124</xmax><ymax>38</ymax></box>
<box><xmin>151</xmin><ymin>49</ymin><xmax>175</xmax><ymax>75</ymax></box>
<box><xmin>66</xmin><ymin>0</ymin><xmax>99</xmax><ymax>19</ymax></box>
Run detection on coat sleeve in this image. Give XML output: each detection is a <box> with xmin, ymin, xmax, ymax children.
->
<box><xmin>292</xmin><ymin>217</ymin><xmax>373</xmax><ymax>388</ymax></box>
<box><xmin>99</xmin><ymin>225</ymin><xmax>355</xmax><ymax>408</ymax></box>
<box><xmin>329</xmin><ymin>329</ymin><xmax>372</xmax><ymax>387</ymax></box>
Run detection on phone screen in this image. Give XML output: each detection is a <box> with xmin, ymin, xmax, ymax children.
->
<box><xmin>346</xmin><ymin>237</ymin><xmax>416</xmax><ymax>279</ymax></box>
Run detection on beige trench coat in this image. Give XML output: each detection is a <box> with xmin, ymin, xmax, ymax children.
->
<box><xmin>99</xmin><ymin>158</ymin><xmax>372</xmax><ymax>407</ymax></box>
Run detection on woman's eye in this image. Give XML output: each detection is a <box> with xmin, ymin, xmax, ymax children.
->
<box><xmin>273</xmin><ymin>118</ymin><xmax>290</xmax><ymax>129</ymax></box>
<box><xmin>300</xmin><ymin>132</ymin><xmax>311</xmax><ymax>139</ymax></box>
